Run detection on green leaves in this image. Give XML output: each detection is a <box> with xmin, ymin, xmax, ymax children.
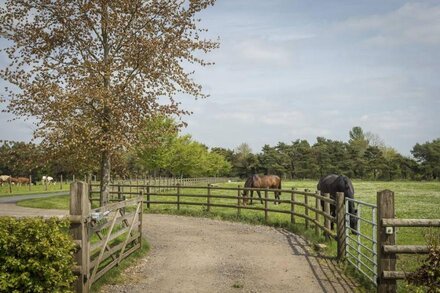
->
<box><xmin>0</xmin><ymin>217</ymin><xmax>76</xmax><ymax>292</ymax></box>
<box><xmin>412</xmin><ymin>139</ymin><xmax>440</xmax><ymax>180</ymax></box>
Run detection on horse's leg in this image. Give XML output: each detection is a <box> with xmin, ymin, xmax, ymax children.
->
<box><xmin>331</xmin><ymin>208</ymin><xmax>336</xmax><ymax>230</ymax></box>
<box><xmin>250</xmin><ymin>190</ymin><xmax>253</xmax><ymax>205</ymax></box>
<box><xmin>257</xmin><ymin>190</ymin><xmax>263</xmax><ymax>204</ymax></box>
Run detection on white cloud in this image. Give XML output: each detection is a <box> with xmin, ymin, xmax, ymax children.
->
<box><xmin>232</xmin><ymin>37</ymin><xmax>295</xmax><ymax>68</ymax></box>
<box><xmin>335</xmin><ymin>2</ymin><xmax>440</xmax><ymax>46</ymax></box>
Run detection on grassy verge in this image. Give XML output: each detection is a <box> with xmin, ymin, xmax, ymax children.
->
<box><xmin>17</xmin><ymin>194</ymin><xmax>70</xmax><ymax>209</ymax></box>
<box><xmin>17</xmin><ymin>180</ymin><xmax>440</xmax><ymax>292</ymax></box>
<box><xmin>0</xmin><ymin>184</ymin><xmax>69</xmax><ymax>197</ymax></box>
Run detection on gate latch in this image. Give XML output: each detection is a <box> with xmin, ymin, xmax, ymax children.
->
<box><xmin>385</xmin><ymin>227</ymin><xmax>394</xmax><ymax>235</ymax></box>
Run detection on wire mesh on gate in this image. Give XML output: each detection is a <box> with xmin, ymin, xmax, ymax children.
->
<box><xmin>345</xmin><ymin>197</ymin><xmax>378</xmax><ymax>286</ymax></box>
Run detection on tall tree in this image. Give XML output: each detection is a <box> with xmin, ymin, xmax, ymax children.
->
<box><xmin>0</xmin><ymin>0</ymin><xmax>218</xmax><ymax>204</ymax></box>
<box><xmin>364</xmin><ymin>146</ymin><xmax>384</xmax><ymax>179</ymax></box>
<box><xmin>412</xmin><ymin>139</ymin><xmax>440</xmax><ymax>180</ymax></box>
<box><xmin>233</xmin><ymin>143</ymin><xmax>258</xmax><ymax>177</ymax></box>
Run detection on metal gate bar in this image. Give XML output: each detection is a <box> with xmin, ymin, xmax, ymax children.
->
<box><xmin>345</xmin><ymin>197</ymin><xmax>378</xmax><ymax>286</ymax></box>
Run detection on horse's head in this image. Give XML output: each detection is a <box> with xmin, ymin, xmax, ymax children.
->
<box><xmin>341</xmin><ymin>176</ymin><xmax>358</xmax><ymax>234</ymax></box>
<box><xmin>338</xmin><ymin>175</ymin><xmax>359</xmax><ymax>235</ymax></box>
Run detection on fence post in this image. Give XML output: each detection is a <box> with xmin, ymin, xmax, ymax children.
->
<box><xmin>324</xmin><ymin>193</ymin><xmax>331</xmax><ymax>238</ymax></box>
<box><xmin>336</xmin><ymin>192</ymin><xmax>346</xmax><ymax>261</ymax></box>
<box><xmin>264</xmin><ymin>188</ymin><xmax>268</xmax><ymax>222</ymax></box>
<box><xmin>315</xmin><ymin>190</ymin><xmax>320</xmax><ymax>236</ymax></box>
<box><xmin>305</xmin><ymin>193</ymin><xmax>309</xmax><ymax>229</ymax></box>
<box><xmin>290</xmin><ymin>188</ymin><xmax>295</xmax><ymax>224</ymax></box>
<box><xmin>177</xmin><ymin>183</ymin><xmax>180</xmax><ymax>210</ymax></box>
<box><xmin>237</xmin><ymin>185</ymin><xmax>241</xmax><ymax>217</ymax></box>
<box><xmin>377</xmin><ymin>190</ymin><xmax>396</xmax><ymax>293</ymax></box>
<box><xmin>29</xmin><ymin>175</ymin><xmax>32</xmax><ymax>191</ymax></box>
<box><xmin>118</xmin><ymin>184</ymin><xmax>122</xmax><ymax>202</ymax></box>
<box><xmin>139</xmin><ymin>191</ymin><xmax>143</xmax><ymax>247</ymax></box>
<box><xmin>70</xmin><ymin>181</ymin><xmax>90</xmax><ymax>293</ymax></box>
<box><xmin>207</xmin><ymin>184</ymin><xmax>211</xmax><ymax>212</ymax></box>
<box><xmin>146</xmin><ymin>184</ymin><xmax>151</xmax><ymax>209</ymax></box>
<box><xmin>60</xmin><ymin>174</ymin><xmax>63</xmax><ymax>190</ymax></box>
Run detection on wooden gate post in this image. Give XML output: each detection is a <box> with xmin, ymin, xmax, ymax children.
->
<box><xmin>70</xmin><ymin>181</ymin><xmax>90</xmax><ymax>293</ymax></box>
<box><xmin>377</xmin><ymin>190</ymin><xmax>396</xmax><ymax>293</ymax></box>
<box><xmin>336</xmin><ymin>192</ymin><xmax>346</xmax><ymax>261</ymax></box>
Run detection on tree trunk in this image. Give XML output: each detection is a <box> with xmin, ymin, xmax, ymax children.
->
<box><xmin>99</xmin><ymin>2</ymin><xmax>111</xmax><ymax>207</ymax></box>
<box><xmin>100</xmin><ymin>150</ymin><xmax>111</xmax><ymax>206</ymax></box>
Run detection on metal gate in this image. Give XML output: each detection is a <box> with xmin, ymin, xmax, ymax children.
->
<box><xmin>345</xmin><ymin>197</ymin><xmax>378</xmax><ymax>285</ymax></box>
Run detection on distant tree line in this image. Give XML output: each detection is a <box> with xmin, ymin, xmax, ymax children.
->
<box><xmin>217</xmin><ymin>127</ymin><xmax>440</xmax><ymax>180</ymax></box>
<box><xmin>1</xmin><ymin>126</ymin><xmax>439</xmax><ymax>181</ymax></box>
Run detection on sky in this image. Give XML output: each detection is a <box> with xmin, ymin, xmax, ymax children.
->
<box><xmin>1</xmin><ymin>0</ymin><xmax>439</xmax><ymax>155</ymax></box>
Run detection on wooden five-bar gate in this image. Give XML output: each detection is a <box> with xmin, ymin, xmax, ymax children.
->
<box><xmin>70</xmin><ymin>182</ymin><xmax>143</xmax><ymax>292</ymax></box>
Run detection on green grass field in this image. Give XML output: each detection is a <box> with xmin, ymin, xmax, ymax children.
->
<box><xmin>17</xmin><ymin>179</ymin><xmax>440</xmax><ymax>292</ymax></box>
<box><xmin>0</xmin><ymin>183</ymin><xmax>69</xmax><ymax>197</ymax></box>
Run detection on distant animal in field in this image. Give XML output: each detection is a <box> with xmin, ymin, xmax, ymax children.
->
<box><xmin>42</xmin><ymin>176</ymin><xmax>54</xmax><ymax>185</ymax></box>
<box><xmin>317</xmin><ymin>174</ymin><xmax>358</xmax><ymax>235</ymax></box>
<box><xmin>0</xmin><ymin>175</ymin><xmax>11</xmax><ymax>185</ymax></box>
<box><xmin>15</xmin><ymin>177</ymin><xmax>31</xmax><ymax>185</ymax></box>
<box><xmin>242</xmin><ymin>175</ymin><xmax>282</xmax><ymax>205</ymax></box>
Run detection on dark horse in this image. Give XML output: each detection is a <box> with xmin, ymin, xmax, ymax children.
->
<box><xmin>317</xmin><ymin>174</ymin><xmax>358</xmax><ymax>235</ymax></box>
<box><xmin>242</xmin><ymin>175</ymin><xmax>282</xmax><ymax>205</ymax></box>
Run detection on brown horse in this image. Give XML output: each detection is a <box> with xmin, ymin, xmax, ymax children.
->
<box><xmin>242</xmin><ymin>175</ymin><xmax>282</xmax><ymax>205</ymax></box>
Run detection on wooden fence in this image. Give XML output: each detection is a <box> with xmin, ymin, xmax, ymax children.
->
<box><xmin>377</xmin><ymin>190</ymin><xmax>440</xmax><ymax>293</ymax></box>
<box><xmin>70</xmin><ymin>182</ymin><xmax>143</xmax><ymax>293</ymax></box>
<box><xmin>89</xmin><ymin>183</ymin><xmax>347</xmax><ymax>259</ymax></box>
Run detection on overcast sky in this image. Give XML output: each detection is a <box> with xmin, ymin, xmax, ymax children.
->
<box><xmin>1</xmin><ymin>0</ymin><xmax>439</xmax><ymax>155</ymax></box>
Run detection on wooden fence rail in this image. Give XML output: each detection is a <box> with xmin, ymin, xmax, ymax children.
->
<box><xmin>89</xmin><ymin>183</ymin><xmax>345</xmax><ymax>260</ymax></box>
<box><xmin>377</xmin><ymin>190</ymin><xmax>440</xmax><ymax>293</ymax></box>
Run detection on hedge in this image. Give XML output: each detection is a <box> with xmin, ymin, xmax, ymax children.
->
<box><xmin>0</xmin><ymin>217</ymin><xmax>76</xmax><ymax>293</ymax></box>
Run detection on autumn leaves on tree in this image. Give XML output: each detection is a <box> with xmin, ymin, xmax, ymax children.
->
<box><xmin>0</xmin><ymin>0</ymin><xmax>218</xmax><ymax>205</ymax></box>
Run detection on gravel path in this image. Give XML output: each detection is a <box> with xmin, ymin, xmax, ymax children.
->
<box><xmin>101</xmin><ymin>214</ymin><xmax>359</xmax><ymax>293</ymax></box>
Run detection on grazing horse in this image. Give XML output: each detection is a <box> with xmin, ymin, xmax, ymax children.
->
<box><xmin>317</xmin><ymin>174</ymin><xmax>358</xmax><ymax>235</ymax></box>
<box><xmin>242</xmin><ymin>175</ymin><xmax>282</xmax><ymax>205</ymax></box>
<box><xmin>0</xmin><ymin>175</ymin><xmax>10</xmax><ymax>186</ymax></box>
<box><xmin>42</xmin><ymin>176</ymin><xmax>54</xmax><ymax>185</ymax></box>
<box><xmin>15</xmin><ymin>177</ymin><xmax>31</xmax><ymax>185</ymax></box>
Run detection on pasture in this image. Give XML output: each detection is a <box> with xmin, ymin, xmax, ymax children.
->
<box><xmin>0</xmin><ymin>183</ymin><xmax>69</xmax><ymax>197</ymax></box>
<box><xmin>17</xmin><ymin>179</ymin><xmax>440</xmax><ymax>292</ymax></box>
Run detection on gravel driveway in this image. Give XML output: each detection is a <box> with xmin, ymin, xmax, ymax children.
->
<box><xmin>101</xmin><ymin>214</ymin><xmax>358</xmax><ymax>293</ymax></box>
